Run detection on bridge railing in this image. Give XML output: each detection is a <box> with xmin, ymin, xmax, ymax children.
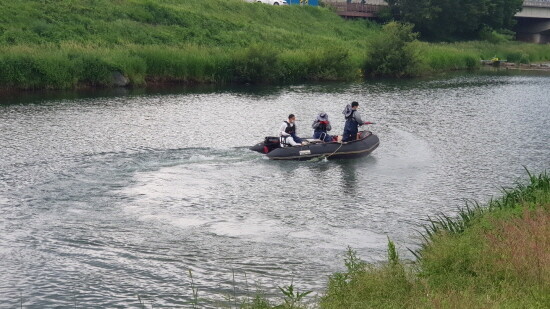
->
<box><xmin>523</xmin><ymin>0</ymin><xmax>550</xmax><ymax>7</ymax></box>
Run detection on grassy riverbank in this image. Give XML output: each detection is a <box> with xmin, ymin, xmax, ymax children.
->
<box><xmin>240</xmin><ymin>171</ymin><xmax>549</xmax><ymax>308</ymax></box>
<box><xmin>417</xmin><ymin>41</ymin><xmax>550</xmax><ymax>72</ymax></box>
<box><xmin>1</xmin><ymin>0</ymin><xmax>550</xmax><ymax>90</ymax></box>
<box><xmin>318</xmin><ymin>171</ymin><xmax>550</xmax><ymax>309</ymax></box>
<box><xmin>0</xmin><ymin>0</ymin><xmax>373</xmax><ymax>89</ymax></box>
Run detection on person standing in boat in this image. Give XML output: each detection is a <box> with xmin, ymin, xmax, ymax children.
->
<box><xmin>312</xmin><ymin>112</ymin><xmax>333</xmax><ymax>142</ymax></box>
<box><xmin>279</xmin><ymin>114</ymin><xmax>303</xmax><ymax>147</ymax></box>
<box><xmin>342</xmin><ymin>101</ymin><xmax>373</xmax><ymax>142</ymax></box>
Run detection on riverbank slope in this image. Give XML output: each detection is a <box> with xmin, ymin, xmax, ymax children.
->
<box><xmin>318</xmin><ymin>171</ymin><xmax>550</xmax><ymax>309</ymax></box>
<box><xmin>1</xmin><ymin>0</ymin><xmax>550</xmax><ymax>90</ymax></box>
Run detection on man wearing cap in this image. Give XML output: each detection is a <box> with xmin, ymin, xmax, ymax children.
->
<box><xmin>342</xmin><ymin>101</ymin><xmax>373</xmax><ymax>142</ymax></box>
<box><xmin>279</xmin><ymin>114</ymin><xmax>303</xmax><ymax>147</ymax></box>
<box><xmin>312</xmin><ymin>112</ymin><xmax>333</xmax><ymax>142</ymax></box>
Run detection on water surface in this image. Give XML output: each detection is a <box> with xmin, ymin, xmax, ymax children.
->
<box><xmin>1</xmin><ymin>72</ymin><xmax>549</xmax><ymax>307</ymax></box>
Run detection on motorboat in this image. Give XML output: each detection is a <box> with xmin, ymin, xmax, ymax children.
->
<box><xmin>250</xmin><ymin>130</ymin><xmax>379</xmax><ymax>160</ymax></box>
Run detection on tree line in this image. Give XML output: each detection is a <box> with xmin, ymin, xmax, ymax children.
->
<box><xmin>382</xmin><ymin>0</ymin><xmax>524</xmax><ymax>40</ymax></box>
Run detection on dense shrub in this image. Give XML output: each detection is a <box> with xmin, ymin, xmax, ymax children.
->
<box><xmin>479</xmin><ymin>27</ymin><xmax>515</xmax><ymax>44</ymax></box>
<box><xmin>231</xmin><ymin>44</ymin><xmax>280</xmax><ymax>83</ymax></box>
<box><xmin>364</xmin><ymin>22</ymin><xmax>420</xmax><ymax>77</ymax></box>
<box><xmin>308</xmin><ymin>47</ymin><xmax>355</xmax><ymax>80</ymax></box>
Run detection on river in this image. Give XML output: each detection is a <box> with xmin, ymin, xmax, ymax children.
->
<box><xmin>1</xmin><ymin>72</ymin><xmax>549</xmax><ymax>307</ymax></box>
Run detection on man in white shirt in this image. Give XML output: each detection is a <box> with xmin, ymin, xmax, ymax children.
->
<box><xmin>279</xmin><ymin>114</ymin><xmax>303</xmax><ymax>147</ymax></box>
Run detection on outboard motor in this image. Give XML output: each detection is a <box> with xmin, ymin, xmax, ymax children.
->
<box><xmin>249</xmin><ymin>136</ymin><xmax>281</xmax><ymax>154</ymax></box>
<box><xmin>263</xmin><ymin>136</ymin><xmax>281</xmax><ymax>153</ymax></box>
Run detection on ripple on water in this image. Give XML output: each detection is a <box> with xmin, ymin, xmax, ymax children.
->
<box><xmin>1</xmin><ymin>73</ymin><xmax>549</xmax><ymax>307</ymax></box>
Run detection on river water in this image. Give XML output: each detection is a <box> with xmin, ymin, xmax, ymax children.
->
<box><xmin>1</xmin><ymin>72</ymin><xmax>549</xmax><ymax>307</ymax></box>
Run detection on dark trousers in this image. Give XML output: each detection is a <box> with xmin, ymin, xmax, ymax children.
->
<box><xmin>290</xmin><ymin>133</ymin><xmax>302</xmax><ymax>143</ymax></box>
<box><xmin>342</xmin><ymin>119</ymin><xmax>359</xmax><ymax>142</ymax></box>
<box><xmin>342</xmin><ymin>128</ymin><xmax>358</xmax><ymax>142</ymax></box>
<box><xmin>313</xmin><ymin>131</ymin><xmax>332</xmax><ymax>142</ymax></box>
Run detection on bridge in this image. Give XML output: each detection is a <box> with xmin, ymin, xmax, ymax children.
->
<box><xmin>516</xmin><ymin>0</ymin><xmax>550</xmax><ymax>43</ymax></box>
<box><xmin>324</xmin><ymin>0</ymin><xmax>550</xmax><ymax>43</ymax></box>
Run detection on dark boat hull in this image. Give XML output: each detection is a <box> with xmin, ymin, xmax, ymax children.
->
<box><xmin>249</xmin><ymin>131</ymin><xmax>380</xmax><ymax>161</ymax></box>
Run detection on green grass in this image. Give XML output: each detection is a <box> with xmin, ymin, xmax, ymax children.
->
<box><xmin>319</xmin><ymin>171</ymin><xmax>550</xmax><ymax>309</ymax></box>
<box><xmin>419</xmin><ymin>41</ymin><xmax>550</xmax><ymax>72</ymax></box>
<box><xmin>0</xmin><ymin>0</ymin><xmax>372</xmax><ymax>48</ymax></box>
<box><xmin>0</xmin><ymin>0</ymin><xmax>549</xmax><ymax>90</ymax></box>
<box><xmin>0</xmin><ymin>0</ymin><xmax>375</xmax><ymax>89</ymax></box>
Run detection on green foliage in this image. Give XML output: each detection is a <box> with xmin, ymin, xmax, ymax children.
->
<box><xmin>423</xmin><ymin>170</ymin><xmax>549</xmax><ymax>238</ymax></box>
<box><xmin>0</xmin><ymin>46</ymin><xmax>116</xmax><ymax>89</ymax></box>
<box><xmin>375</xmin><ymin>6</ymin><xmax>396</xmax><ymax>23</ymax></box>
<box><xmin>387</xmin><ymin>0</ymin><xmax>524</xmax><ymax>40</ymax></box>
<box><xmin>387</xmin><ymin>238</ymin><xmax>399</xmax><ymax>266</ymax></box>
<box><xmin>479</xmin><ymin>26</ymin><xmax>514</xmax><ymax>44</ymax></box>
<box><xmin>321</xmin><ymin>171</ymin><xmax>550</xmax><ymax>308</ymax></box>
<box><xmin>232</xmin><ymin>44</ymin><xmax>280</xmax><ymax>83</ymax></box>
<box><xmin>0</xmin><ymin>0</ymin><xmax>548</xmax><ymax>90</ymax></box>
<box><xmin>364</xmin><ymin>22</ymin><xmax>420</xmax><ymax>77</ymax></box>
<box><xmin>416</xmin><ymin>40</ymin><xmax>550</xmax><ymax>73</ymax></box>
<box><xmin>321</xmin><ymin>244</ymin><xmax>411</xmax><ymax>309</ymax></box>
<box><xmin>240</xmin><ymin>295</ymin><xmax>273</xmax><ymax>309</ymax></box>
<box><xmin>505</xmin><ymin>51</ymin><xmax>530</xmax><ymax>64</ymax></box>
<box><xmin>277</xmin><ymin>284</ymin><xmax>312</xmax><ymax>308</ymax></box>
<box><xmin>133</xmin><ymin>45</ymin><xmax>232</xmax><ymax>83</ymax></box>
<box><xmin>0</xmin><ymin>0</ymin><xmax>376</xmax><ymax>89</ymax></box>
<box><xmin>233</xmin><ymin>283</ymin><xmax>311</xmax><ymax>309</ymax></box>
<box><xmin>321</xmin><ymin>248</ymin><xmax>364</xmax><ymax>308</ymax></box>
<box><xmin>343</xmin><ymin>246</ymin><xmax>367</xmax><ymax>276</ymax></box>
<box><xmin>188</xmin><ymin>269</ymin><xmax>199</xmax><ymax>309</ymax></box>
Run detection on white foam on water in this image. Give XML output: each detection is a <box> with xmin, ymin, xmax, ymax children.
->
<box><xmin>118</xmin><ymin>160</ymin><xmax>252</xmax><ymax>233</ymax></box>
<box><xmin>209</xmin><ymin>217</ymin><xmax>286</xmax><ymax>241</ymax></box>
<box><xmin>0</xmin><ymin>196</ymin><xmax>9</xmax><ymax>206</ymax></box>
<box><xmin>288</xmin><ymin>227</ymin><xmax>387</xmax><ymax>250</ymax></box>
<box><xmin>138</xmin><ymin>213</ymin><xmax>210</xmax><ymax>229</ymax></box>
<box><xmin>370</xmin><ymin>127</ymin><xmax>435</xmax><ymax>176</ymax></box>
<box><xmin>187</xmin><ymin>154</ymin><xmax>219</xmax><ymax>162</ymax></box>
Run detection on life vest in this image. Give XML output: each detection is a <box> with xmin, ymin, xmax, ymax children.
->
<box><xmin>346</xmin><ymin>110</ymin><xmax>359</xmax><ymax>125</ymax></box>
<box><xmin>284</xmin><ymin>121</ymin><xmax>296</xmax><ymax>135</ymax></box>
<box><xmin>345</xmin><ymin>109</ymin><xmax>355</xmax><ymax>120</ymax></box>
<box><xmin>344</xmin><ymin>110</ymin><xmax>359</xmax><ymax>132</ymax></box>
